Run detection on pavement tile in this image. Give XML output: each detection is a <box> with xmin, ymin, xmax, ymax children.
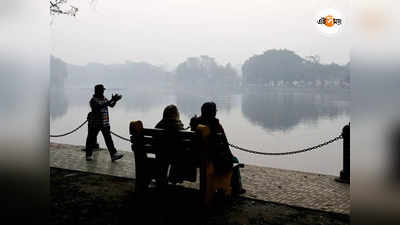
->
<box><xmin>49</xmin><ymin>142</ymin><xmax>350</xmax><ymax>215</ymax></box>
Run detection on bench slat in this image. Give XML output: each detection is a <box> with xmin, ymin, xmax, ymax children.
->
<box><xmin>142</xmin><ymin>128</ymin><xmax>196</xmax><ymax>139</ymax></box>
<box><xmin>143</xmin><ymin>144</ymin><xmax>156</xmax><ymax>153</ymax></box>
<box><xmin>143</xmin><ymin>136</ymin><xmax>154</xmax><ymax>145</ymax></box>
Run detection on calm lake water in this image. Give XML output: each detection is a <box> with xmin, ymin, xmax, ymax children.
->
<box><xmin>50</xmin><ymin>87</ymin><xmax>350</xmax><ymax>176</ymax></box>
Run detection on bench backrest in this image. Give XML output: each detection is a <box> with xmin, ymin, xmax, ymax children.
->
<box><xmin>142</xmin><ymin>128</ymin><xmax>197</xmax><ymax>154</ymax></box>
<box><xmin>130</xmin><ymin>121</ymin><xmax>201</xmax><ymax>161</ymax></box>
<box><xmin>129</xmin><ymin>120</ymin><xmax>227</xmax><ymax>159</ymax></box>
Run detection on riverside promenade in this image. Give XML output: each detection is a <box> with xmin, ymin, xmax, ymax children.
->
<box><xmin>50</xmin><ymin>142</ymin><xmax>350</xmax><ymax>215</ymax></box>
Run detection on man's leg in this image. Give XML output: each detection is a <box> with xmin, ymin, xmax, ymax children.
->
<box><xmin>86</xmin><ymin>125</ymin><xmax>99</xmax><ymax>150</ymax></box>
<box><xmin>87</xmin><ymin>113</ymin><xmax>99</xmax><ymax>149</ymax></box>
<box><xmin>100</xmin><ymin>126</ymin><xmax>119</xmax><ymax>158</ymax></box>
<box><xmin>85</xmin><ymin>126</ymin><xmax>100</xmax><ymax>160</ymax></box>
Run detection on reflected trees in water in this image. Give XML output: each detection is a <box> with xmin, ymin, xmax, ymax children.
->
<box><xmin>241</xmin><ymin>90</ymin><xmax>349</xmax><ymax>132</ymax></box>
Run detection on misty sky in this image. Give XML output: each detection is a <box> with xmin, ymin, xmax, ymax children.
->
<box><xmin>51</xmin><ymin>0</ymin><xmax>350</xmax><ymax>70</ymax></box>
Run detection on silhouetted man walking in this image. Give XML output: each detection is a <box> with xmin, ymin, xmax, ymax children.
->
<box><xmin>85</xmin><ymin>84</ymin><xmax>124</xmax><ymax>161</ymax></box>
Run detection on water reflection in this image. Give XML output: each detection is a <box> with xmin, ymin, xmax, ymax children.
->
<box><xmin>49</xmin><ymin>88</ymin><xmax>68</xmax><ymax>120</ymax></box>
<box><xmin>49</xmin><ymin>88</ymin><xmax>172</xmax><ymax>118</ymax></box>
<box><xmin>175</xmin><ymin>91</ymin><xmax>234</xmax><ymax>117</ymax></box>
<box><xmin>49</xmin><ymin>88</ymin><xmax>350</xmax><ymax>133</ymax></box>
<box><xmin>120</xmin><ymin>89</ymin><xmax>173</xmax><ymax>113</ymax></box>
<box><xmin>241</xmin><ymin>90</ymin><xmax>350</xmax><ymax>132</ymax></box>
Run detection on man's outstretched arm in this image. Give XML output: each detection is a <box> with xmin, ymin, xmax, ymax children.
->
<box><xmin>108</xmin><ymin>99</ymin><xmax>116</xmax><ymax>107</ymax></box>
<box><xmin>108</xmin><ymin>94</ymin><xmax>122</xmax><ymax>108</ymax></box>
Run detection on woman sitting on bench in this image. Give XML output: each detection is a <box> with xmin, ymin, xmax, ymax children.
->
<box><xmin>190</xmin><ymin>102</ymin><xmax>246</xmax><ymax>195</ymax></box>
<box><xmin>155</xmin><ymin>104</ymin><xmax>197</xmax><ymax>185</ymax></box>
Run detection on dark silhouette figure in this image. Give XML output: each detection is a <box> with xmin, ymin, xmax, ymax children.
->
<box><xmin>190</xmin><ymin>102</ymin><xmax>246</xmax><ymax>195</ymax></box>
<box><xmin>85</xmin><ymin>84</ymin><xmax>124</xmax><ymax>161</ymax></box>
<box><xmin>155</xmin><ymin>105</ymin><xmax>197</xmax><ymax>185</ymax></box>
<box><xmin>86</xmin><ymin>112</ymin><xmax>99</xmax><ymax>150</ymax></box>
<box><xmin>388</xmin><ymin>121</ymin><xmax>400</xmax><ymax>182</ymax></box>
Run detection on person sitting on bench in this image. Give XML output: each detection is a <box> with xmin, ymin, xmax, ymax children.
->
<box><xmin>155</xmin><ymin>104</ymin><xmax>197</xmax><ymax>185</ymax></box>
<box><xmin>190</xmin><ymin>102</ymin><xmax>246</xmax><ymax>195</ymax></box>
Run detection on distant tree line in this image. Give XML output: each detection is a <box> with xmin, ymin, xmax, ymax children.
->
<box><xmin>51</xmin><ymin>49</ymin><xmax>350</xmax><ymax>90</ymax></box>
<box><xmin>242</xmin><ymin>49</ymin><xmax>349</xmax><ymax>88</ymax></box>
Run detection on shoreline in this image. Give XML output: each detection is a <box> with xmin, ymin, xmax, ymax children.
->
<box><xmin>51</xmin><ymin>167</ymin><xmax>349</xmax><ymax>225</ymax></box>
<box><xmin>50</xmin><ymin>142</ymin><xmax>350</xmax><ymax>215</ymax></box>
<box><xmin>50</xmin><ymin>141</ymin><xmax>341</xmax><ymax>177</ymax></box>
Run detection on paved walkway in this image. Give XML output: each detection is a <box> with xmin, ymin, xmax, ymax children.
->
<box><xmin>50</xmin><ymin>142</ymin><xmax>350</xmax><ymax>215</ymax></box>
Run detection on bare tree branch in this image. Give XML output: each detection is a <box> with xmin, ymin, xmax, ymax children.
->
<box><xmin>50</xmin><ymin>0</ymin><xmax>78</xmax><ymax>17</ymax></box>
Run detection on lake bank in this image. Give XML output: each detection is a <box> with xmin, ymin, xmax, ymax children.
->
<box><xmin>51</xmin><ymin>167</ymin><xmax>349</xmax><ymax>225</ymax></box>
<box><xmin>50</xmin><ymin>142</ymin><xmax>350</xmax><ymax>215</ymax></box>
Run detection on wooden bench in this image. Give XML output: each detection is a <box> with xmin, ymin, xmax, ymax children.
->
<box><xmin>129</xmin><ymin>120</ymin><xmax>243</xmax><ymax>205</ymax></box>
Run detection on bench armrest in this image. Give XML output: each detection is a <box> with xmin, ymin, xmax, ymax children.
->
<box><xmin>233</xmin><ymin>163</ymin><xmax>245</xmax><ymax>169</ymax></box>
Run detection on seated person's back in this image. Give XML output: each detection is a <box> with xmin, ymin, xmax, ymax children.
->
<box><xmin>155</xmin><ymin>105</ymin><xmax>196</xmax><ymax>183</ymax></box>
<box><xmin>190</xmin><ymin>102</ymin><xmax>234</xmax><ymax>171</ymax></box>
<box><xmin>190</xmin><ymin>102</ymin><xmax>246</xmax><ymax>194</ymax></box>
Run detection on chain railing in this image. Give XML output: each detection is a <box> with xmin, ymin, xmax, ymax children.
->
<box><xmin>50</xmin><ymin>119</ymin><xmax>343</xmax><ymax>156</ymax></box>
<box><xmin>49</xmin><ymin>120</ymin><xmax>88</xmax><ymax>137</ymax></box>
<box><xmin>110</xmin><ymin>131</ymin><xmax>131</xmax><ymax>142</ymax></box>
<box><xmin>228</xmin><ymin>134</ymin><xmax>343</xmax><ymax>156</ymax></box>
<box><xmin>49</xmin><ymin>119</ymin><xmax>133</xmax><ymax>143</ymax></box>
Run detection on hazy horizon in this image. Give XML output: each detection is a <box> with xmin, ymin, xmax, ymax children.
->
<box><xmin>51</xmin><ymin>0</ymin><xmax>350</xmax><ymax>70</ymax></box>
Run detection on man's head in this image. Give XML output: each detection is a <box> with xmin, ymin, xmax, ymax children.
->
<box><xmin>201</xmin><ymin>102</ymin><xmax>217</xmax><ymax>119</ymax></box>
<box><xmin>94</xmin><ymin>84</ymin><xmax>105</xmax><ymax>96</ymax></box>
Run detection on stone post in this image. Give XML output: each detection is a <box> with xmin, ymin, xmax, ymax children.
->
<box><xmin>336</xmin><ymin>123</ymin><xmax>350</xmax><ymax>184</ymax></box>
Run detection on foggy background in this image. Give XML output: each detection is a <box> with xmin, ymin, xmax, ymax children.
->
<box><xmin>2</xmin><ymin>0</ymin><xmax>400</xmax><ymax>224</ymax></box>
<box><xmin>49</xmin><ymin>0</ymin><xmax>350</xmax><ymax>176</ymax></box>
<box><xmin>51</xmin><ymin>0</ymin><xmax>350</xmax><ymax>69</ymax></box>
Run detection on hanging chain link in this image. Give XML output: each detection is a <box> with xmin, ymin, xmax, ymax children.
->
<box><xmin>50</xmin><ymin>119</ymin><xmax>133</xmax><ymax>143</ymax></box>
<box><xmin>50</xmin><ymin>120</ymin><xmax>88</xmax><ymax>137</ymax></box>
<box><xmin>50</xmin><ymin>118</ymin><xmax>344</xmax><ymax>155</ymax></box>
<box><xmin>229</xmin><ymin>133</ymin><xmax>343</xmax><ymax>156</ymax></box>
<box><xmin>110</xmin><ymin>131</ymin><xmax>132</xmax><ymax>142</ymax></box>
